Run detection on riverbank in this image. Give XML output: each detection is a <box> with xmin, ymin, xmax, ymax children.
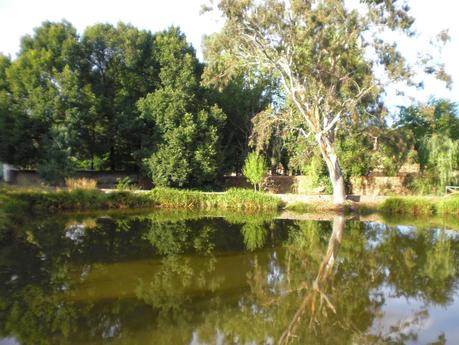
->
<box><xmin>1</xmin><ymin>185</ymin><xmax>458</xmax><ymax>227</ymax></box>
<box><xmin>0</xmin><ymin>187</ymin><xmax>281</xmax><ymax>217</ymax></box>
<box><xmin>283</xmin><ymin>194</ymin><xmax>459</xmax><ymax>216</ymax></box>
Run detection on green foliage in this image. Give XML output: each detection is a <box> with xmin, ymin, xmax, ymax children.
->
<box><xmin>150</xmin><ymin>187</ymin><xmax>281</xmax><ymax>211</ymax></box>
<box><xmin>0</xmin><ymin>187</ymin><xmax>281</xmax><ymax>220</ymax></box>
<box><xmin>380</xmin><ymin>197</ymin><xmax>435</xmax><ymax>216</ymax></box>
<box><xmin>397</xmin><ymin>99</ymin><xmax>459</xmax><ymax>192</ymax></box>
<box><xmin>380</xmin><ymin>196</ymin><xmax>459</xmax><ymax>216</ymax></box>
<box><xmin>1</xmin><ymin>21</ymin><xmax>81</xmax><ymax>168</ymax></box>
<box><xmin>405</xmin><ymin>175</ymin><xmax>438</xmax><ymax>195</ymax></box>
<box><xmin>301</xmin><ymin>154</ymin><xmax>333</xmax><ymax>194</ymax></box>
<box><xmin>242</xmin><ymin>152</ymin><xmax>268</xmax><ymax>191</ymax></box>
<box><xmin>1</xmin><ymin>22</ymin><xmax>231</xmax><ymax>189</ymax></box>
<box><xmin>437</xmin><ymin>194</ymin><xmax>459</xmax><ymax>216</ymax></box>
<box><xmin>0</xmin><ymin>189</ymin><xmax>155</xmax><ymax>215</ymax></box>
<box><xmin>241</xmin><ymin>220</ymin><xmax>267</xmax><ymax>251</ymax></box>
<box><xmin>210</xmin><ymin>74</ymin><xmax>274</xmax><ymax>174</ymax></box>
<box><xmin>285</xmin><ymin>202</ymin><xmax>318</xmax><ymax>214</ymax></box>
<box><xmin>422</xmin><ymin>134</ymin><xmax>459</xmax><ymax>189</ymax></box>
<box><xmin>36</xmin><ymin>128</ymin><xmax>75</xmax><ymax>184</ymax></box>
<box><xmin>138</xmin><ymin>28</ymin><xmax>225</xmax><ymax>188</ymax></box>
<box><xmin>116</xmin><ymin>177</ymin><xmax>132</xmax><ymax>191</ymax></box>
<box><xmin>81</xmin><ymin>22</ymin><xmax>159</xmax><ymax>170</ymax></box>
<box><xmin>203</xmin><ymin>0</ymin><xmax>443</xmax><ymax>202</ymax></box>
<box><xmin>336</xmin><ymin>133</ymin><xmax>372</xmax><ymax>178</ymax></box>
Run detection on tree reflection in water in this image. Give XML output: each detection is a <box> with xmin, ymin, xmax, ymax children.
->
<box><xmin>0</xmin><ymin>211</ymin><xmax>458</xmax><ymax>345</ymax></box>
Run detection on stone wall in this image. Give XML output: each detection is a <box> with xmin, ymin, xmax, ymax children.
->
<box><xmin>6</xmin><ymin>169</ymin><xmax>414</xmax><ymax>195</ymax></box>
<box><xmin>224</xmin><ymin>175</ymin><xmax>412</xmax><ymax>195</ymax></box>
<box><xmin>6</xmin><ymin>170</ymin><xmax>141</xmax><ymax>188</ymax></box>
<box><xmin>224</xmin><ymin>175</ymin><xmax>319</xmax><ymax>194</ymax></box>
<box><xmin>349</xmin><ymin>176</ymin><xmax>410</xmax><ymax>196</ymax></box>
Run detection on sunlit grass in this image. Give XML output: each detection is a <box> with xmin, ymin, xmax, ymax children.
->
<box><xmin>380</xmin><ymin>195</ymin><xmax>459</xmax><ymax>216</ymax></box>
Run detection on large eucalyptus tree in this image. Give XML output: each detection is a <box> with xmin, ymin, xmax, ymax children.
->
<box><xmin>203</xmin><ymin>0</ymin><xmax>450</xmax><ymax>203</ymax></box>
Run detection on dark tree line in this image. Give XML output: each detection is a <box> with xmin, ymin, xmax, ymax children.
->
<box><xmin>0</xmin><ymin>21</ymin><xmax>269</xmax><ymax>186</ymax></box>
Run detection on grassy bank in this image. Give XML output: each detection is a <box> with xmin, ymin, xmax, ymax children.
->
<box><xmin>380</xmin><ymin>195</ymin><xmax>459</xmax><ymax>216</ymax></box>
<box><xmin>284</xmin><ymin>194</ymin><xmax>459</xmax><ymax>217</ymax></box>
<box><xmin>150</xmin><ymin>187</ymin><xmax>281</xmax><ymax>210</ymax></box>
<box><xmin>0</xmin><ymin>187</ymin><xmax>282</xmax><ymax>219</ymax></box>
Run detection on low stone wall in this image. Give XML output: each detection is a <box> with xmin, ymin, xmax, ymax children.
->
<box><xmin>350</xmin><ymin>176</ymin><xmax>410</xmax><ymax>196</ymax></box>
<box><xmin>224</xmin><ymin>175</ymin><xmax>317</xmax><ymax>194</ymax></box>
<box><xmin>225</xmin><ymin>175</ymin><xmax>412</xmax><ymax>195</ymax></box>
<box><xmin>6</xmin><ymin>170</ymin><xmax>141</xmax><ymax>188</ymax></box>
<box><xmin>6</xmin><ymin>169</ymin><xmax>413</xmax><ymax>196</ymax></box>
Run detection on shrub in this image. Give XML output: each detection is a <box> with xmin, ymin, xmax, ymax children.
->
<box><xmin>116</xmin><ymin>177</ymin><xmax>132</xmax><ymax>191</ymax></box>
<box><xmin>380</xmin><ymin>197</ymin><xmax>435</xmax><ymax>216</ymax></box>
<box><xmin>285</xmin><ymin>202</ymin><xmax>318</xmax><ymax>213</ymax></box>
<box><xmin>437</xmin><ymin>194</ymin><xmax>459</xmax><ymax>216</ymax></box>
<box><xmin>422</xmin><ymin>134</ymin><xmax>459</xmax><ymax>190</ymax></box>
<box><xmin>36</xmin><ymin>138</ymin><xmax>75</xmax><ymax>184</ymax></box>
<box><xmin>65</xmin><ymin>178</ymin><xmax>97</xmax><ymax>190</ymax></box>
<box><xmin>242</xmin><ymin>152</ymin><xmax>268</xmax><ymax>191</ymax></box>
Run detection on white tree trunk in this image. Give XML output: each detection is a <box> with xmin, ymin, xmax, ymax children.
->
<box><xmin>315</xmin><ymin>134</ymin><xmax>346</xmax><ymax>205</ymax></box>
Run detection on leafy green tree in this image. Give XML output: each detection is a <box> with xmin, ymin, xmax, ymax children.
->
<box><xmin>36</xmin><ymin>126</ymin><xmax>75</xmax><ymax>183</ymax></box>
<box><xmin>81</xmin><ymin>23</ymin><xmax>158</xmax><ymax>171</ymax></box>
<box><xmin>0</xmin><ymin>54</ymin><xmax>14</xmax><ymax>164</ymax></box>
<box><xmin>211</xmin><ymin>74</ymin><xmax>275</xmax><ymax>174</ymax></box>
<box><xmin>1</xmin><ymin>21</ymin><xmax>81</xmax><ymax>170</ymax></box>
<box><xmin>423</xmin><ymin>134</ymin><xmax>459</xmax><ymax>189</ymax></box>
<box><xmin>242</xmin><ymin>152</ymin><xmax>268</xmax><ymax>191</ymax></box>
<box><xmin>138</xmin><ymin>27</ymin><xmax>225</xmax><ymax>187</ymax></box>
<box><xmin>397</xmin><ymin>99</ymin><xmax>459</xmax><ymax>191</ymax></box>
<box><xmin>203</xmin><ymin>0</ymin><xmax>450</xmax><ymax>204</ymax></box>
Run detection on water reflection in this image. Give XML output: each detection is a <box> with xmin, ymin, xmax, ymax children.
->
<box><xmin>0</xmin><ymin>211</ymin><xmax>458</xmax><ymax>344</ymax></box>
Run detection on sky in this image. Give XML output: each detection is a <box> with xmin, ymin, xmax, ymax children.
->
<box><xmin>0</xmin><ymin>0</ymin><xmax>458</xmax><ymax>109</ymax></box>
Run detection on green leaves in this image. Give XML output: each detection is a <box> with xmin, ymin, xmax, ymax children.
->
<box><xmin>138</xmin><ymin>29</ymin><xmax>225</xmax><ymax>188</ymax></box>
<box><xmin>242</xmin><ymin>152</ymin><xmax>268</xmax><ymax>191</ymax></box>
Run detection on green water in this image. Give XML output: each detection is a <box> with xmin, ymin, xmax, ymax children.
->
<box><xmin>1</xmin><ymin>211</ymin><xmax>459</xmax><ymax>345</ymax></box>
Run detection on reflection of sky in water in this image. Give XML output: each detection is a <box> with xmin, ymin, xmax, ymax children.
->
<box><xmin>364</xmin><ymin>221</ymin><xmax>459</xmax><ymax>250</ymax></box>
<box><xmin>0</xmin><ymin>338</ymin><xmax>19</xmax><ymax>345</ymax></box>
<box><xmin>64</xmin><ymin>224</ymin><xmax>86</xmax><ymax>244</ymax></box>
<box><xmin>363</xmin><ymin>221</ymin><xmax>459</xmax><ymax>343</ymax></box>
<box><xmin>371</xmin><ymin>285</ymin><xmax>459</xmax><ymax>344</ymax></box>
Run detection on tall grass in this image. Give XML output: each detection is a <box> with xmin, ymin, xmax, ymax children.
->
<box><xmin>150</xmin><ymin>187</ymin><xmax>281</xmax><ymax>211</ymax></box>
<box><xmin>65</xmin><ymin>178</ymin><xmax>97</xmax><ymax>190</ymax></box>
<box><xmin>285</xmin><ymin>202</ymin><xmax>318</xmax><ymax>213</ymax></box>
<box><xmin>380</xmin><ymin>195</ymin><xmax>459</xmax><ymax>216</ymax></box>
<box><xmin>380</xmin><ymin>197</ymin><xmax>435</xmax><ymax>216</ymax></box>
<box><xmin>0</xmin><ymin>187</ymin><xmax>282</xmax><ymax>217</ymax></box>
<box><xmin>437</xmin><ymin>194</ymin><xmax>459</xmax><ymax>216</ymax></box>
<box><xmin>7</xmin><ymin>189</ymin><xmax>155</xmax><ymax>214</ymax></box>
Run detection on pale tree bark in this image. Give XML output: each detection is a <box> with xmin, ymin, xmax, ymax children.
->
<box><xmin>315</xmin><ymin>133</ymin><xmax>346</xmax><ymax>204</ymax></box>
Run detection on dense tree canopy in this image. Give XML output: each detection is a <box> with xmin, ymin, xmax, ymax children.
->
<box><xmin>0</xmin><ymin>14</ymin><xmax>455</xmax><ymax>192</ymax></box>
<box><xmin>0</xmin><ymin>22</ymin><xmax>234</xmax><ymax>186</ymax></box>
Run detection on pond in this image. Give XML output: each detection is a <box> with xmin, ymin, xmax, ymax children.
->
<box><xmin>0</xmin><ymin>210</ymin><xmax>459</xmax><ymax>345</ymax></box>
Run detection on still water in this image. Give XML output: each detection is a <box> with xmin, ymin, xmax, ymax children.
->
<box><xmin>1</xmin><ymin>211</ymin><xmax>459</xmax><ymax>345</ymax></box>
